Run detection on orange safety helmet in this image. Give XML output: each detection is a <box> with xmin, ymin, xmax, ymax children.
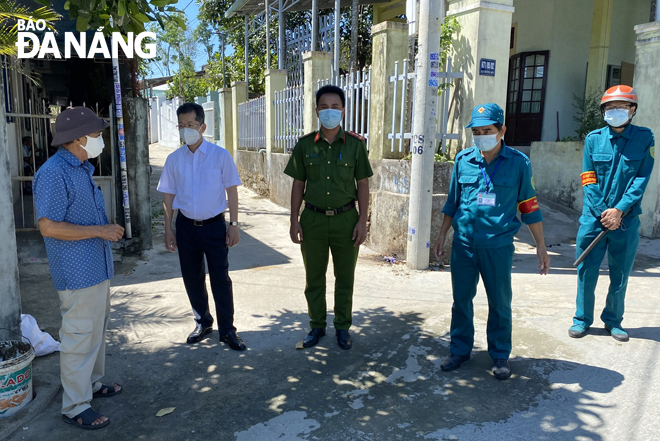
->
<box><xmin>601</xmin><ymin>85</ymin><xmax>638</xmax><ymax>106</ymax></box>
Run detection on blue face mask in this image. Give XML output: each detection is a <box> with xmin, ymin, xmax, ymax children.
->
<box><xmin>318</xmin><ymin>109</ymin><xmax>342</xmax><ymax>129</ymax></box>
<box><xmin>604</xmin><ymin>109</ymin><xmax>630</xmax><ymax>128</ymax></box>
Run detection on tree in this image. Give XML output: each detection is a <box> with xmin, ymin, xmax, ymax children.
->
<box><xmin>194</xmin><ymin>20</ymin><xmax>215</xmax><ymax>63</ymax></box>
<box><xmin>0</xmin><ymin>0</ymin><xmax>60</xmax><ymax>56</ymax></box>
<box><xmin>349</xmin><ymin>0</ymin><xmax>359</xmax><ymax>72</ymax></box>
<box><xmin>35</xmin><ymin>0</ymin><xmax>181</xmax><ymax>35</ymax></box>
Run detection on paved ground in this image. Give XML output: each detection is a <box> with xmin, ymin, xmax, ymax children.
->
<box><xmin>4</xmin><ymin>143</ymin><xmax>660</xmax><ymax>441</ymax></box>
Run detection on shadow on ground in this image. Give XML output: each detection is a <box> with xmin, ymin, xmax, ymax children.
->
<box><xmin>7</xmin><ymin>305</ymin><xmax>625</xmax><ymax>441</ymax></box>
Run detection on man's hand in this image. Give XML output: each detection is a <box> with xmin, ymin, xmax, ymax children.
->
<box><xmin>537</xmin><ymin>246</ymin><xmax>550</xmax><ymax>275</ymax></box>
<box><xmin>434</xmin><ymin>234</ymin><xmax>447</xmax><ymax>260</ymax></box>
<box><xmin>352</xmin><ymin>220</ymin><xmax>367</xmax><ymax>247</ymax></box>
<box><xmin>226</xmin><ymin>225</ymin><xmax>240</xmax><ymax>247</ymax></box>
<box><xmin>290</xmin><ymin>220</ymin><xmax>303</xmax><ymax>244</ymax></box>
<box><xmin>600</xmin><ymin>208</ymin><xmax>623</xmax><ymax>230</ymax></box>
<box><xmin>98</xmin><ymin>224</ymin><xmax>124</xmax><ymax>242</ymax></box>
<box><xmin>164</xmin><ymin>230</ymin><xmax>177</xmax><ymax>252</ymax></box>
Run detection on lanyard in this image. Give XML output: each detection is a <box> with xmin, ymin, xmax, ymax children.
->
<box><xmin>480</xmin><ymin>157</ymin><xmax>503</xmax><ymax>192</ymax></box>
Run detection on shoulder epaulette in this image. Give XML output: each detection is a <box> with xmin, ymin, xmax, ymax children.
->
<box><xmin>347</xmin><ymin>131</ymin><xmax>366</xmax><ymax>141</ymax></box>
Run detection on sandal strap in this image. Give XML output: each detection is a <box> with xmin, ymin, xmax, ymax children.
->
<box><xmin>73</xmin><ymin>408</ymin><xmax>104</xmax><ymax>425</ymax></box>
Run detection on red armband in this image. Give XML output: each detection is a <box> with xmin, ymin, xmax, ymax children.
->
<box><xmin>581</xmin><ymin>171</ymin><xmax>597</xmax><ymax>186</ymax></box>
<box><xmin>518</xmin><ymin>197</ymin><xmax>540</xmax><ymax>214</ymax></box>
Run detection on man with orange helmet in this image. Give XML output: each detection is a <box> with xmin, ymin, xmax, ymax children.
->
<box><xmin>569</xmin><ymin>85</ymin><xmax>655</xmax><ymax>342</ymax></box>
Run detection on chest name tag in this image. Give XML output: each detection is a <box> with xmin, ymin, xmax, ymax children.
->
<box><xmin>477</xmin><ymin>192</ymin><xmax>496</xmax><ymax>207</ymax></box>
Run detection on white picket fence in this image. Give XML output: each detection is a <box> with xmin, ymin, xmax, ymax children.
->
<box><xmin>238</xmin><ymin>96</ymin><xmax>266</xmax><ymax>151</ymax></box>
<box><xmin>387</xmin><ymin>57</ymin><xmax>463</xmax><ymax>153</ymax></box>
<box><xmin>318</xmin><ymin>66</ymin><xmax>372</xmax><ymax>150</ymax></box>
<box><xmin>273</xmin><ymin>84</ymin><xmax>305</xmax><ymax>153</ymax></box>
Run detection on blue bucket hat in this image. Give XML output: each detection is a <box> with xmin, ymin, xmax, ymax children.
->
<box><xmin>465</xmin><ymin>103</ymin><xmax>505</xmax><ymax>128</ymax></box>
<box><xmin>51</xmin><ymin>107</ymin><xmax>110</xmax><ymax>146</ymax></box>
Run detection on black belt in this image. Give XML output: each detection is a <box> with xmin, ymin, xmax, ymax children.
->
<box><xmin>178</xmin><ymin>212</ymin><xmax>224</xmax><ymax>226</ymax></box>
<box><xmin>305</xmin><ymin>201</ymin><xmax>355</xmax><ymax>216</ymax></box>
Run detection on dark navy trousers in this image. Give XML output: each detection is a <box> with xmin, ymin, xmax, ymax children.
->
<box><xmin>175</xmin><ymin>213</ymin><xmax>235</xmax><ymax>334</ymax></box>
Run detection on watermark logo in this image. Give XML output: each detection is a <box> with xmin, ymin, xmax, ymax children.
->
<box><xmin>16</xmin><ymin>18</ymin><xmax>156</xmax><ymax>59</ymax></box>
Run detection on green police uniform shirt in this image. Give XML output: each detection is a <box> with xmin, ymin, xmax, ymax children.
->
<box><xmin>442</xmin><ymin>142</ymin><xmax>543</xmax><ymax>249</ymax></box>
<box><xmin>580</xmin><ymin>124</ymin><xmax>655</xmax><ymax>220</ymax></box>
<box><xmin>284</xmin><ymin>127</ymin><xmax>373</xmax><ymax>210</ymax></box>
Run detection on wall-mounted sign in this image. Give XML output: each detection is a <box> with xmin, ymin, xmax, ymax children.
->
<box><xmin>480</xmin><ymin>58</ymin><xmax>496</xmax><ymax>76</ymax></box>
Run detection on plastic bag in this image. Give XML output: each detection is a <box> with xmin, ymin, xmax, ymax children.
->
<box><xmin>20</xmin><ymin>314</ymin><xmax>60</xmax><ymax>357</ymax></box>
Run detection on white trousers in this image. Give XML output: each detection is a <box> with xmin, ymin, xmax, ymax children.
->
<box><xmin>57</xmin><ymin>280</ymin><xmax>111</xmax><ymax>418</ymax></box>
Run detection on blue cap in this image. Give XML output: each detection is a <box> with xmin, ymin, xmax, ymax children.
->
<box><xmin>465</xmin><ymin>103</ymin><xmax>505</xmax><ymax>128</ymax></box>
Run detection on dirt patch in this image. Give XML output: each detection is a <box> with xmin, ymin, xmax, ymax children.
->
<box><xmin>0</xmin><ymin>341</ymin><xmax>31</xmax><ymax>362</ymax></box>
<box><xmin>238</xmin><ymin>169</ymin><xmax>270</xmax><ymax>198</ymax></box>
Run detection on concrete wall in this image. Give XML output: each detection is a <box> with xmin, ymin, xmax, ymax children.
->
<box><xmin>511</xmin><ymin>0</ymin><xmax>648</xmax><ymax>142</ymax></box>
<box><xmin>530</xmin><ymin>141</ymin><xmax>584</xmax><ymax>212</ymax></box>
<box><xmin>633</xmin><ymin>21</ymin><xmax>660</xmax><ymax>238</ymax></box>
<box><xmin>124</xmin><ymin>98</ymin><xmax>153</xmax><ymax>252</ymax></box>
<box><xmin>235</xmin><ymin>151</ymin><xmax>293</xmax><ymax>210</ymax></box>
<box><xmin>0</xmin><ymin>73</ymin><xmax>22</xmax><ymax>339</ymax></box>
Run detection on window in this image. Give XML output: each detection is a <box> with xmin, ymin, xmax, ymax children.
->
<box><xmin>606</xmin><ymin>65</ymin><xmax>621</xmax><ymax>90</ymax></box>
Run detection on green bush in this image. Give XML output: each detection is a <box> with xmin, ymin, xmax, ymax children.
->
<box><xmin>572</xmin><ymin>89</ymin><xmax>606</xmax><ymax>140</ymax></box>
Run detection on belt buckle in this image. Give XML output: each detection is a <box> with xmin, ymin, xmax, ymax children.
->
<box><xmin>325</xmin><ymin>210</ymin><xmax>335</xmax><ymax>216</ymax></box>
<box><xmin>193</xmin><ymin>220</ymin><xmax>203</xmax><ymax>226</ymax></box>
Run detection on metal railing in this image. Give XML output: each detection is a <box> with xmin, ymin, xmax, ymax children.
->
<box><xmin>274</xmin><ymin>84</ymin><xmax>304</xmax><ymax>153</ymax></box>
<box><xmin>238</xmin><ymin>95</ymin><xmax>266</xmax><ymax>151</ymax></box>
<box><xmin>388</xmin><ymin>56</ymin><xmax>464</xmax><ymax>153</ymax></box>
<box><xmin>318</xmin><ymin>66</ymin><xmax>372</xmax><ymax>150</ymax></box>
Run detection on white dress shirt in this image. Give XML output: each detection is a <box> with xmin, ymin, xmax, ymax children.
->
<box><xmin>157</xmin><ymin>139</ymin><xmax>241</xmax><ymax>220</ymax></box>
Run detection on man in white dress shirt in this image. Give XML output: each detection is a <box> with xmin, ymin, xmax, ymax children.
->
<box><xmin>157</xmin><ymin>103</ymin><xmax>246</xmax><ymax>350</ymax></box>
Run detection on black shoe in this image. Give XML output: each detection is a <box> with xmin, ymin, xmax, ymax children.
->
<box><xmin>440</xmin><ymin>353</ymin><xmax>470</xmax><ymax>371</ymax></box>
<box><xmin>220</xmin><ymin>331</ymin><xmax>247</xmax><ymax>351</ymax></box>
<box><xmin>336</xmin><ymin>329</ymin><xmax>352</xmax><ymax>350</ymax></box>
<box><xmin>186</xmin><ymin>323</ymin><xmax>213</xmax><ymax>344</ymax></box>
<box><xmin>303</xmin><ymin>328</ymin><xmax>326</xmax><ymax>348</ymax></box>
<box><xmin>492</xmin><ymin>359</ymin><xmax>511</xmax><ymax>380</ymax></box>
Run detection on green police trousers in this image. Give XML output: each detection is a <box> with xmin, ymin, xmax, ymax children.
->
<box><xmin>300</xmin><ymin>207</ymin><xmax>360</xmax><ymax>330</ymax></box>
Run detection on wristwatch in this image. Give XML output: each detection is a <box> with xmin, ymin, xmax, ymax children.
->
<box><xmin>229</xmin><ymin>221</ymin><xmax>238</xmax><ymax>227</ymax></box>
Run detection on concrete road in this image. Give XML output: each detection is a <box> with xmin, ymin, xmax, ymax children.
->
<box><xmin>6</xmin><ymin>143</ymin><xmax>660</xmax><ymax>441</ymax></box>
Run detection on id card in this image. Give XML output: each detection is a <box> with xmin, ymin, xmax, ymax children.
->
<box><xmin>477</xmin><ymin>192</ymin><xmax>496</xmax><ymax>207</ymax></box>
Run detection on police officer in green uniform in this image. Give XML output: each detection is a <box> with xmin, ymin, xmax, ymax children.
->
<box><xmin>434</xmin><ymin>103</ymin><xmax>550</xmax><ymax>379</ymax></box>
<box><xmin>284</xmin><ymin>85</ymin><xmax>373</xmax><ymax>350</ymax></box>
<box><xmin>569</xmin><ymin>86</ymin><xmax>655</xmax><ymax>343</ymax></box>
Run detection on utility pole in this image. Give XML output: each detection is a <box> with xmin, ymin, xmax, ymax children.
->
<box><xmin>406</xmin><ymin>0</ymin><xmax>442</xmax><ymax>270</ymax></box>
<box><xmin>177</xmin><ymin>43</ymin><xmax>183</xmax><ymax>98</ymax></box>
<box><xmin>221</xmin><ymin>34</ymin><xmax>226</xmax><ymax>88</ymax></box>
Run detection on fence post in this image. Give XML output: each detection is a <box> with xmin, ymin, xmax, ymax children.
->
<box><xmin>369</xmin><ymin>21</ymin><xmax>409</xmax><ymax>161</ymax></box>
<box><xmin>207</xmin><ymin>90</ymin><xmax>220</xmax><ymax>144</ymax></box>
<box><xmin>302</xmin><ymin>51</ymin><xmax>333</xmax><ymax>133</ymax></box>
<box><xmin>231</xmin><ymin>81</ymin><xmax>248</xmax><ymax>157</ymax></box>
<box><xmin>219</xmin><ymin>88</ymin><xmax>233</xmax><ymax>152</ymax></box>
<box><xmin>265</xmin><ymin>69</ymin><xmax>287</xmax><ymax>157</ymax></box>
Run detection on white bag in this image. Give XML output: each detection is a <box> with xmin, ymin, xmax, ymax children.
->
<box><xmin>20</xmin><ymin>314</ymin><xmax>61</xmax><ymax>357</ymax></box>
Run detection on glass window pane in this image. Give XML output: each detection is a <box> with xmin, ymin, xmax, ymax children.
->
<box><xmin>524</xmin><ymin>67</ymin><xmax>534</xmax><ymax>78</ymax></box>
<box><xmin>536</xmin><ymin>66</ymin><xmax>544</xmax><ymax>78</ymax></box>
<box><xmin>523</xmin><ymin>91</ymin><xmax>532</xmax><ymax>101</ymax></box>
<box><xmin>514</xmin><ymin>69</ymin><xmax>519</xmax><ymax>80</ymax></box>
<box><xmin>534</xmin><ymin>79</ymin><xmax>543</xmax><ymax>89</ymax></box>
<box><xmin>531</xmin><ymin>102</ymin><xmax>541</xmax><ymax>113</ymax></box>
<box><xmin>512</xmin><ymin>80</ymin><xmax>518</xmax><ymax>91</ymax></box>
<box><xmin>532</xmin><ymin>90</ymin><xmax>542</xmax><ymax>101</ymax></box>
<box><xmin>509</xmin><ymin>103</ymin><xmax>516</xmax><ymax>113</ymax></box>
<box><xmin>521</xmin><ymin>102</ymin><xmax>531</xmax><ymax>113</ymax></box>
<box><xmin>509</xmin><ymin>92</ymin><xmax>516</xmax><ymax>103</ymax></box>
<box><xmin>515</xmin><ymin>57</ymin><xmax>520</xmax><ymax>68</ymax></box>
<box><xmin>525</xmin><ymin>55</ymin><xmax>535</xmax><ymax>66</ymax></box>
<box><xmin>524</xmin><ymin>79</ymin><xmax>533</xmax><ymax>89</ymax></box>
<box><xmin>536</xmin><ymin>54</ymin><xmax>545</xmax><ymax>65</ymax></box>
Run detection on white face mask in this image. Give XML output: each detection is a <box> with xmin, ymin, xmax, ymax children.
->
<box><xmin>82</xmin><ymin>135</ymin><xmax>104</xmax><ymax>159</ymax></box>
<box><xmin>473</xmin><ymin>134</ymin><xmax>500</xmax><ymax>152</ymax></box>
<box><xmin>180</xmin><ymin>127</ymin><xmax>201</xmax><ymax>145</ymax></box>
<box><xmin>604</xmin><ymin>109</ymin><xmax>631</xmax><ymax>128</ymax></box>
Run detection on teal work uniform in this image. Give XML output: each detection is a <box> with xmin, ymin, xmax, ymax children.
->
<box><xmin>442</xmin><ymin>143</ymin><xmax>543</xmax><ymax>360</ymax></box>
<box><xmin>284</xmin><ymin>128</ymin><xmax>373</xmax><ymax>330</ymax></box>
<box><xmin>574</xmin><ymin>124</ymin><xmax>655</xmax><ymax>329</ymax></box>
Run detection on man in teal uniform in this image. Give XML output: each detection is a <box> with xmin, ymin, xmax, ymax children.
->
<box><xmin>569</xmin><ymin>86</ymin><xmax>655</xmax><ymax>343</ymax></box>
<box><xmin>285</xmin><ymin>85</ymin><xmax>373</xmax><ymax>350</ymax></box>
<box><xmin>434</xmin><ymin>103</ymin><xmax>550</xmax><ymax>379</ymax></box>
